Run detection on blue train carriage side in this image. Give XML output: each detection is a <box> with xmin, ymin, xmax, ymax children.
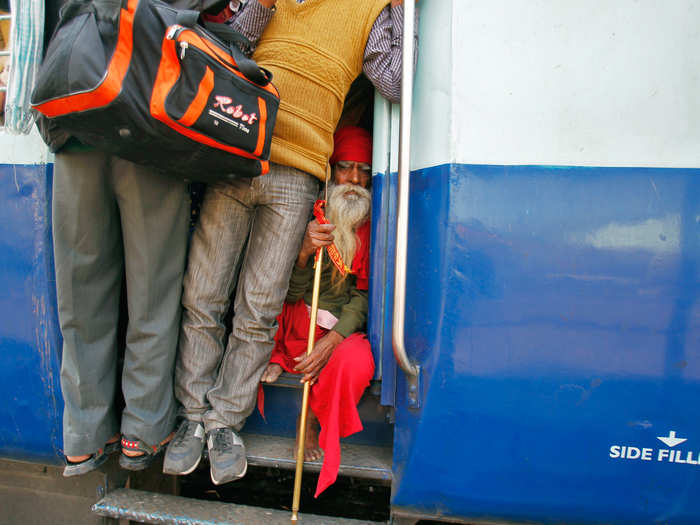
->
<box><xmin>369</xmin><ymin>1</ymin><xmax>700</xmax><ymax>524</ymax></box>
<box><xmin>1</xmin><ymin>0</ymin><xmax>699</xmax><ymax>524</ymax></box>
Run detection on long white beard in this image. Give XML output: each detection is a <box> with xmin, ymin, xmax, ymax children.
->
<box><xmin>326</xmin><ymin>183</ymin><xmax>371</xmax><ymax>268</ymax></box>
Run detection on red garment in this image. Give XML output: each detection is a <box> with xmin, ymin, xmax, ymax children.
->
<box><xmin>266</xmin><ymin>299</ymin><xmax>374</xmax><ymax>497</ymax></box>
<box><xmin>201</xmin><ymin>2</ymin><xmax>235</xmax><ymax>24</ymax></box>
<box><xmin>329</xmin><ymin>126</ymin><xmax>372</xmax><ymax>165</ymax></box>
<box><xmin>352</xmin><ymin>220</ymin><xmax>370</xmax><ymax>291</ymax></box>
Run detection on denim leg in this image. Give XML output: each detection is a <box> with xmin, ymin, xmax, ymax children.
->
<box><xmin>111</xmin><ymin>158</ymin><xmax>190</xmax><ymax>446</ymax></box>
<box><xmin>203</xmin><ymin>165</ymin><xmax>319</xmax><ymax>432</ymax></box>
<box><xmin>54</xmin><ymin>150</ymin><xmax>122</xmax><ymax>456</ymax></box>
<box><xmin>175</xmin><ymin>180</ymin><xmax>256</xmax><ymax>423</ymax></box>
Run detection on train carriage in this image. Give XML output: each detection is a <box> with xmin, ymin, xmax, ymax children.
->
<box><xmin>1</xmin><ymin>0</ymin><xmax>699</xmax><ymax>523</ymax></box>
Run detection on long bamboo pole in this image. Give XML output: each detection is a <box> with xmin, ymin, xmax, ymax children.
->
<box><xmin>291</xmin><ymin>171</ymin><xmax>330</xmax><ymax>523</ymax></box>
<box><xmin>290</xmin><ymin>247</ymin><xmax>323</xmax><ymax>523</ymax></box>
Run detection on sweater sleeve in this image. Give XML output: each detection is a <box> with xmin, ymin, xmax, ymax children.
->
<box><xmin>286</xmin><ymin>263</ymin><xmax>314</xmax><ymax>304</ymax></box>
<box><xmin>332</xmin><ymin>282</ymin><xmax>368</xmax><ymax>338</ymax></box>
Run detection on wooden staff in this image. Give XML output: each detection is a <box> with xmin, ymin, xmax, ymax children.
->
<box><xmin>291</xmin><ymin>170</ymin><xmax>330</xmax><ymax>523</ymax></box>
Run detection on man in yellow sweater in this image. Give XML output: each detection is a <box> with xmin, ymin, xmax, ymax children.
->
<box><xmin>166</xmin><ymin>0</ymin><xmax>417</xmax><ymax>485</ymax></box>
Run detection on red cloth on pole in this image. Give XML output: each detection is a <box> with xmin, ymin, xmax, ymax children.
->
<box><xmin>267</xmin><ymin>299</ymin><xmax>374</xmax><ymax>497</ymax></box>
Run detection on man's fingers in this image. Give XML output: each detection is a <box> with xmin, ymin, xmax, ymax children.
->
<box><xmin>294</xmin><ymin>358</ymin><xmax>316</xmax><ymax>373</ymax></box>
<box><xmin>301</xmin><ymin>372</ymin><xmax>319</xmax><ymax>384</ymax></box>
<box><xmin>309</xmin><ymin>221</ymin><xmax>335</xmax><ymax>233</ymax></box>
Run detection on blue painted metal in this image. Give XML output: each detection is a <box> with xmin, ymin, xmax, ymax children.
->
<box><xmin>3</xmin><ymin>155</ymin><xmax>699</xmax><ymax>524</ymax></box>
<box><xmin>0</xmin><ymin>163</ymin><xmax>63</xmax><ymax>464</ymax></box>
<box><xmin>390</xmin><ymin>163</ymin><xmax>700</xmax><ymax>524</ymax></box>
<box><xmin>246</xmin><ymin>383</ymin><xmax>393</xmax><ymax>447</ymax></box>
<box><xmin>369</xmin><ymin>170</ymin><xmax>398</xmax><ymax>407</ymax></box>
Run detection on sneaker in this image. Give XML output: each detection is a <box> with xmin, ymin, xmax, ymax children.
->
<box><xmin>162</xmin><ymin>420</ymin><xmax>206</xmax><ymax>475</ymax></box>
<box><xmin>207</xmin><ymin>427</ymin><xmax>247</xmax><ymax>485</ymax></box>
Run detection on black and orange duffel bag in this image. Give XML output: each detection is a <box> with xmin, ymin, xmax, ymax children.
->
<box><xmin>31</xmin><ymin>0</ymin><xmax>279</xmax><ymax>181</ymax></box>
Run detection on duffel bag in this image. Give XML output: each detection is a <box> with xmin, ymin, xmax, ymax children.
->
<box><xmin>31</xmin><ymin>0</ymin><xmax>279</xmax><ymax>181</ymax></box>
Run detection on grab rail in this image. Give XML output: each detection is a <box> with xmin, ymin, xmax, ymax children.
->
<box><xmin>391</xmin><ymin>0</ymin><xmax>419</xmax><ymax>379</ymax></box>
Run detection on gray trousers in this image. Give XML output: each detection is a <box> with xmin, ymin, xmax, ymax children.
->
<box><xmin>53</xmin><ymin>150</ymin><xmax>189</xmax><ymax>456</ymax></box>
<box><xmin>174</xmin><ymin>164</ymin><xmax>318</xmax><ymax>433</ymax></box>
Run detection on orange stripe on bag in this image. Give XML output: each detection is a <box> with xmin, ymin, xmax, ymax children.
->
<box><xmin>178</xmin><ymin>66</ymin><xmax>214</xmax><ymax>127</ymax></box>
<box><xmin>150</xmin><ymin>38</ymin><xmax>263</xmax><ymax>161</ymax></box>
<box><xmin>178</xmin><ymin>30</ymin><xmax>279</xmax><ymax>97</ymax></box>
<box><xmin>253</xmin><ymin>97</ymin><xmax>267</xmax><ymax>157</ymax></box>
<box><xmin>34</xmin><ymin>0</ymin><xmax>138</xmax><ymax>117</ymax></box>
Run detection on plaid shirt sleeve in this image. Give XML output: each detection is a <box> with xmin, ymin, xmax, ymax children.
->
<box><xmin>362</xmin><ymin>4</ymin><xmax>419</xmax><ymax>104</ymax></box>
<box><xmin>229</xmin><ymin>0</ymin><xmax>275</xmax><ymax>56</ymax></box>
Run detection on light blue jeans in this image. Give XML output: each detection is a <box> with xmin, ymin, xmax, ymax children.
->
<box><xmin>175</xmin><ymin>164</ymin><xmax>319</xmax><ymax>432</ymax></box>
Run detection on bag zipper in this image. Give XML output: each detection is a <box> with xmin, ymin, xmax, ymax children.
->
<box><xmin>167</xmin><ymin>25</ymin><xmax>230</xmax><ymax>65</ymax></box>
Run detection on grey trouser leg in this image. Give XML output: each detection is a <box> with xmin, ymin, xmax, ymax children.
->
<box><xmin>174</xmin><ymin>164</ymin><xmax>318</xmax><ymax>432</ymax></box>
<box><xmin>54</xmin><ymin>150</ymin><xmax>189</xmax><ymax>455</ymax></box>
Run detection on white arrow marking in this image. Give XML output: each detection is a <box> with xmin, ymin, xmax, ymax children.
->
<box><xmin>657</xmin><ymin>431</ymin><xmax>687</xmax><ymax>448</ymax></box>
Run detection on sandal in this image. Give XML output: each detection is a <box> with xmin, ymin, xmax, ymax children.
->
<box><xmin>119</xmin><ymin>434</ymin><xmax>172</xmax><ymax>471</ymax></box>
<box><xmin>63</xmin><ymin>435</ymin><xmax>121</xmax><ymax>477</ymax></box>
<box><xmin>63</xmin><ymin>450</ymin><xmax>108</xmax><ymax>477</ymax></box>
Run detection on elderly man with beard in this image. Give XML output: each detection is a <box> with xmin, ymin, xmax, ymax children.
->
<box><xmin>259</xmin><ymin>126</ymin><xmax>374</xmax><ymax>497</ymax></box>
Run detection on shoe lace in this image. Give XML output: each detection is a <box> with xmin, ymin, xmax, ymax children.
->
<box><xmin>173</xmin><ymin>421</ymin><xmax>197</xmax><ymax>446</ymax></box>
<box><xmin>211</xmin><ymin>429</ymin><xmax>233</xmax><ymax>453</ymax></box>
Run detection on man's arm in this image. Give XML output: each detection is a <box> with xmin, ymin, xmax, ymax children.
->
<box><xmin>229</xmin><ymin>0</ymin><xmax>276</xmax><ymax>55</ymax></box>
<box><xmin>362</xmin><ymin>1</ymin><xmax>419</xmax><ymax>104</ymax></box>
<box><xmin>294</xmin><ymin>280</ymin><xmax>368</xmax><ymax>384</ymax></box>
<box><xmin>332</xmin><ymin>286</ymin><xmax>368</xmax><ymax>338</ymax></box>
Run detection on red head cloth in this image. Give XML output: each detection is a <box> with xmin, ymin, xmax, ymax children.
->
<box><xmin>329</xmin><ymin>126</ymin><xmax>372</xmax><ymax>166</ymax></box>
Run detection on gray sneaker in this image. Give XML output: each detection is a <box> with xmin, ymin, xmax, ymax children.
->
<box><xmin>207</xmin><ymin>428</ymin><xmax>247</xmax><ymax>485</ymax></box>
<box><xmin>162</xmin><ymin>419</ymin><xmax>205</xmax><ymax>475</ymax></box>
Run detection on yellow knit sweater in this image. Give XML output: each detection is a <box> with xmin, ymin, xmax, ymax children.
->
<box><xmin>252</xmin><ymin>0</ymin><xmax>389</xmax><ymax>181</ymax></box>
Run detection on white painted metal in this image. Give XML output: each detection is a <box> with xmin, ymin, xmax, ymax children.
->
<box><xmin>0</xmin><ymin>128</ymin><xmax>52</xmax><ymax>165</ymax></box>
<box><xmin>410</xmin><ymin>0</ymin><xmax>700</xmax><ymax>170</ymax></box>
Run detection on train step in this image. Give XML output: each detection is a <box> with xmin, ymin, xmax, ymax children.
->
<box><xmin>240</xmin><ymin>432</ymin><xmax>392</xmax><ymax>483</ymax></box>
<box><xmin>92</xmin><ymin>488</ymin><xmax>386</xmax><ymax>524</ymax></box>
<box><xmin>248</xmin><ymin>374</ymin><xmax>394</xmax><ymax>452</ymax></box>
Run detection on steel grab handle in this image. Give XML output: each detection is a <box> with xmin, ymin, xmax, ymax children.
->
<box><xmin>392</xmin><ymin>0</ymin><xmax>419</xmax><ymax>378</ymax></box>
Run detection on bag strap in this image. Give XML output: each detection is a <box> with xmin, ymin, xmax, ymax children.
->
<box><xmin>201</xmin><ymin>21</ymin><xmax>251</xmax><ymax>48</ymax></box>
<box><xmin>202</xmin><ymin>21</ymin><xmax>272</xmax><ymax>86</ymax></box>
<box><xmin>58</xmin><ymin>0</ymin><xmax>123</xmax><ymax>37</ymax></box>
<box><xmin>174</xmin><ymin>13</ymin><xmax>272</xmax><ymax>86</ymax></box>
<box><xmin>175</xmin><ymin>9</ymin><xmax>201</xmax><ymax>28</ymax></box>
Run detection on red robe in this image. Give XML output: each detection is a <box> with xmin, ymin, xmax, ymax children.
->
<box><xmin>262</xmin><ymin>221</ymin><xmax>374</xmax><ymax>496</ymax></box>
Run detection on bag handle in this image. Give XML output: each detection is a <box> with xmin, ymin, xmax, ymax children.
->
<box><xmin>174</xmin><ymin>12</ymin><xmax>271</xmax><ymax>86</ymax></box>
<box><xmin>201</xmin><ymin>21</ymin><xmax>272</xmax><ymax>86</ymax></box>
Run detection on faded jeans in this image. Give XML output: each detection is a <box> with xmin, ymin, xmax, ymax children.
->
<box><xmin>174</xmin><ymin>164</ymin><xmax>319</xmax><ymax>433</ymax></box>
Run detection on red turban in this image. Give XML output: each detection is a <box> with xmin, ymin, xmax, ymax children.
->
<box><xmin>329</xmin><ymin>126</ymin><xmax>372</xmax><ymax>166</ymax></box>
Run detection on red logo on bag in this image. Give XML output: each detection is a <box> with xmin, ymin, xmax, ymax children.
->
<box><xmin>213</xmin><ymin>96</ymin><xmax>258</xmax><ymax>125</ymax></box>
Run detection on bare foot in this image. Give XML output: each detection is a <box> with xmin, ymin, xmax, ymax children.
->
<box><xmin>122</xmin><ymin>431</ymin><xmax>175</xmax><ymax>457</ymax></box>
<box><xmin>67</xmin><ymin>432</ymin><xmax>120</xmax><ymax>463</ymax></box>
<box><xmin>295</xmin><ymin>411</ymin><xmax>323</xmax><ymax>462</ymax></box>
<box><xmin>261</xmin><ymin>363</ymin><xmax>283</xmax><ymax>383</ymax></box>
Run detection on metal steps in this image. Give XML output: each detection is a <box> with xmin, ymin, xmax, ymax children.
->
<box><xmin>93</xmin><ymin>488</ymin><xmax>386</xmax><ymax>524</ymax></box>
<box><xmin>91</xmin><ymin>376</ymin><xmax>393</xmax><ymax>524</ymax></box>
<box><xmin>241</xmin><ymin>432</ymin><xmax>392</xmax><ymax>483</ymax></box>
